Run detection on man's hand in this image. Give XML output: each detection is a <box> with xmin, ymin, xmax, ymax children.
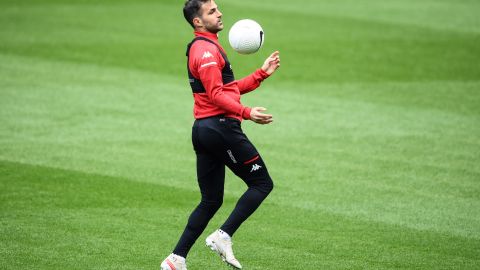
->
<box><xmin>261</xmin><ymin>51</ymin><xmax>281</xmax><ymax>75</ymax></box>
<box><xmin>250</xmin><ymin>107</ymin><xmax>273</xmax><ymax>125</ymax></box>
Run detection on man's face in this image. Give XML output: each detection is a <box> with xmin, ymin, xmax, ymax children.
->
<box><xmin>197</xmin><ymin>0</ymin><xmax>223</xmax><ymax>33</ymax></box>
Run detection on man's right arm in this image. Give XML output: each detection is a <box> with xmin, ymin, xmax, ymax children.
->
<box><xmin>198</xmin><ymin>64</ymin><xmax>251</xmax><ymax>119</ymax></box>
<box><xmin>198</xmin><ymin>64</ymin><xmax>273</xmax><ymax>124</ymax></box>
<box><xmin>192</xmin><ymin>42</ymin><xmax>251</xmax><ymax>119</ymax></box>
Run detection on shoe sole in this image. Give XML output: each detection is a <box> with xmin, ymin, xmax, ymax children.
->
<box><xmin>160</xmin><ymin>259</ymin><xmax>180</xmax><ymax>270</ymax></box>
<box><xmin>205</xmin><ymin>238</ymin><xmax>242</xmax><ymax>269</ymax></box>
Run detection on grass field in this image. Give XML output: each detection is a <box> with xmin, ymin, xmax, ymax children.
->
<box><xmin>1</xmin><ymin>0</ymin><xmax>480</xmax><ymax>269</ymax></box>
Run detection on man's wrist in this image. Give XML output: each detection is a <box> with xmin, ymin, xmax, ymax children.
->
<box><xmin>242</xmin><ymin>107</ymin><xmax>252</xmax><ymax>120</ymax></box>
<box><xmin>258</xmin><ymin>68</ymin><xmax>270</xmax><ymax>79</ymax></box>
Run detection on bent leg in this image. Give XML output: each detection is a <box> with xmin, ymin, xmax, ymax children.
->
<box><xmin>220</xmin><ymin>153</ymin><xmax>274</xmax><ymax>236</ymax></box>
<box><xmin>205</xmin><ymin>119</ymin><xmax>274</xmax><ymax>236</ymax></box>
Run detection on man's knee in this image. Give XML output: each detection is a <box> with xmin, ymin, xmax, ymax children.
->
<box><xmin>259</xmin><ymin>175</ymin><xmax>274</xmax><ymax>195</ymax></box>
<box><xmin>247</xmin><ymin>173</ymin><xmax>273</xmax><ymax>195</ymax></box>
<box><xmin>264</xmin><ymin>177</ymin><xmax>274</xmax><ymax>194</ymax></box>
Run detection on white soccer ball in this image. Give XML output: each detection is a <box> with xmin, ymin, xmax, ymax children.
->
<box><xmin>228</xmin><ymin>19</ymin><xmax>264</xmax><ymax>55</ymax></box>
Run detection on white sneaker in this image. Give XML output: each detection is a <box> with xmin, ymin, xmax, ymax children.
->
<box><xmin>160</xmin><ymin>253</ymin><xmax>187</xmax><ymax>270</ymax></box>
<box><xmin>206</xmin><ymin>229</ymin><xmax>242</xmax><ymax>269</ymax></box>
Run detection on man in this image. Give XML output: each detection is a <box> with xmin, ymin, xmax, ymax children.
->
<box><xmin>160</xmin><ymin>0</ymin><xmax>280</xmax><ymax>269</ymax></box>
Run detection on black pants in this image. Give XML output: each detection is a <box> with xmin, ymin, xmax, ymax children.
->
<box><xmin>173</xmin><ymin>116</ymin><xmax>274</xmax><ymax>258</ymax></box>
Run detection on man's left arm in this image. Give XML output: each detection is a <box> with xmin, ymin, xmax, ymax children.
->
<box><xmin>236</xmin><ymin>51</ymin><xmax>280</xmax><ymax>95</ymax></box>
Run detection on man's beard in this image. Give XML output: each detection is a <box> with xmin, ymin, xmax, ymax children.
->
<box><xmin>205</xmin><ymin>22</ymin><xmax>223</xmax><ymax>33</ymax></box>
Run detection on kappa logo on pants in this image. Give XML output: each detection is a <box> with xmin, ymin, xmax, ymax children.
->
<box><xmin>244</xmin><ymin>155</ymin><xmax>261</xmax><ymax>172</ymax></box>
<box><xmin>250</xmin><ymin>164</ymin><xmax>262</xmax><ymax>172</ymax></box>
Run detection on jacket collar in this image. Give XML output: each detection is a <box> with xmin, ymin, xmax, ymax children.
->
<box><xmin>194</xmin><ymin>31</ymin><xmax>219</xmax><ymax>42</ymax></box>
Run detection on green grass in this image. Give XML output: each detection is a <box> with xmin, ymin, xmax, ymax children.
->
<box><xmin>1</xmin><ymin>0</ymin><xmax>479</xmax><ymax>269</ymax></box>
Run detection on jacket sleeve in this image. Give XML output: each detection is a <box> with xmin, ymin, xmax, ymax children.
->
<box><xmin>194</xmin><ymin>44</ymin><xmax>252</xmax><ymax>119</ymax></box>
<box><xmin>235</xmin><ymin>69</ymin><xmax>270</xmax><ymax>95</ymax></box>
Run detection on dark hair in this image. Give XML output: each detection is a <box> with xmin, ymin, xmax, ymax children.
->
<box><xmin>183</xmin><ymin>0</ymin><xmax>210</xmax><ymax>29</ymax></box>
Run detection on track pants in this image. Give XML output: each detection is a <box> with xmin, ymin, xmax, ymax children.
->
<box><xmin>172</xmin><ymin>116</ymin><xmax>274</xmax><ymax>258</ymax></box>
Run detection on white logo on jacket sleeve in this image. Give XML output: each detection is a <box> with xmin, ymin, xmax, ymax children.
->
<box><xmin>202</xmin><ymin>51</ymin><xmax>213</xmax><ymax>59</ymax></box>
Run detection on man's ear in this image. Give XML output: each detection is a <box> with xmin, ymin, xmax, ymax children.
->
<box><xmin>193</xmin><ymin>17</ymin><xmax>203</xmax><ymax>28</ymax></box>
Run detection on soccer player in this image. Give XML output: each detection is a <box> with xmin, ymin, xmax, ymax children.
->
<box><xmin>160</xmin><ymin>0</ymin><xmax>280</xmax><ymax>269</ymax></box>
